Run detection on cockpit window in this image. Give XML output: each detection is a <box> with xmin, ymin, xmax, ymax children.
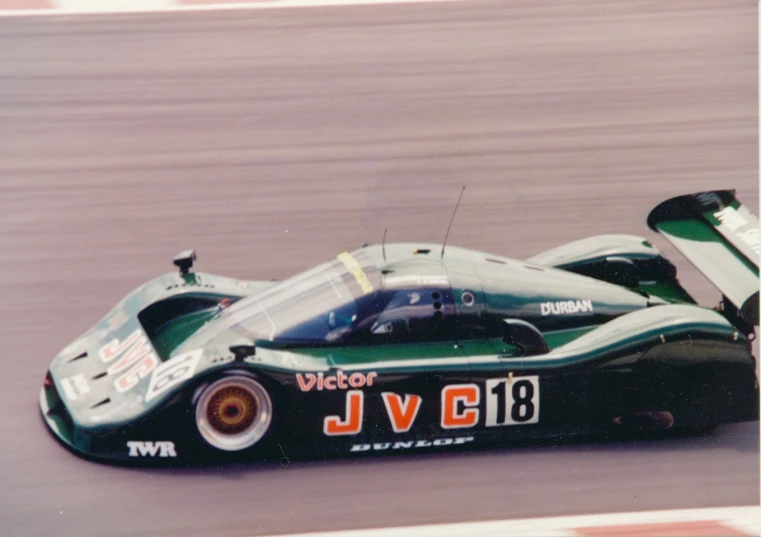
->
<box><xmin>179</xmin><ymin>248</ymin><xmax>459</xmax><ymax>347</ymax></box>
<box><xmin>221</xmin><ymin>249</ymin><xmax>382</xmax><ymax>343</ymax></box>
<box><xmin>361</xmin><ymin>289</ymin><xmax>456</xmax><ymax>343</ymax></box>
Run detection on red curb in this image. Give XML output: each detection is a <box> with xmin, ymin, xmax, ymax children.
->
<box><xmin>574</xmin><ymin>520</ymin><xmax>753</xmax><ymax>537</ymax></box>
<box><xmin>0</xmin><ymin>0</ymin><xmax>52</xmax><ymax>8</ymax></box>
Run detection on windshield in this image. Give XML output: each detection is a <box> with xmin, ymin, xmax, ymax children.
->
<box><xmin>223</xmin><ymin>249</ymin><xmax>382</xmax><ymax>343</ymax></box>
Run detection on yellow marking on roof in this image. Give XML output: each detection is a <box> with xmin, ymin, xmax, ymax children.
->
<box><xmin>337</xmin><ymin>252</ymin><xmax>374</xmax><ymax>294</ymax></box>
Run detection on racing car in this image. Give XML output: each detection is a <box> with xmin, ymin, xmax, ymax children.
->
<box><xmin>40</xmin><ymin>190</ymin><xmax>759</xmax><ymax>463</ymax></box>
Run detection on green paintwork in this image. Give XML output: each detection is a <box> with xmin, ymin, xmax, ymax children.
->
<box><xmin>293</xmin><ymin>342</ymin><xmax>461</xmax><ymax>363</ymax></box>
<box><xmin>637</xmin><ymin>281</ymin><xmax>695</xmax><ymax>304</ymax></box>
<box><xmin>43</xmin><ymin>191</ymin><xmax>759</xmax><ymax>432</ymax></box>
<box><xmin>280</xmin><ymin>326</ymin><xmax>596</xmax><ymax>363</ymax></box>
<box><xmin>647</xmin><ymin>190</ymin><xmax>759</xmax><ymax>325</ymax></box>
<box><xmin>542</xmin><ymin>326</ymin><xmax>599</xmax><ymax>349</ymax></box>
<box><xmin>151</xmin><ymin>308</ymin><xmax>220</xmax><ymax>360</ymax></box>
<box><xmin>526</xmin><ymin>234</ymin><xmax>660</xmax><ymax>268</ymax></box>
<box><xmin>658</xmin><ymin>219</ymin><xmax>758</xmax><ymax>275</ymax></box>
<box><xmin>495</xmin><ymin>304</ymin><xmax>741</xmax><ymax>371</ymax></box>
<box><xmin>39</xmin><ymin>190</ymin><xmax>761</xmax><ymax>463</ymax></box>
<box><xmin>248</xmin><ymin>305</ymin><xmax>740</xmax><ymax>375</ymax></box>
<box><xmin>523</xmin><ymin>233</ymin><xmax>698</xmax><ymax>306</ymax></box>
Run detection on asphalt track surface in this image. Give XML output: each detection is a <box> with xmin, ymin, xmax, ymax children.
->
<box><xmin>0</xmin><ymin>1</ymin><xmax>759</xmax><ymax>536</ymax></box>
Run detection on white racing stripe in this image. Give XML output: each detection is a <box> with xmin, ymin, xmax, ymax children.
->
<box><xmin>0</xmin><ymin>0</ymin><xmax>466</xmax><ymax>18</ymax></box>
<box><xmin>250</xmin><ymin>506</ymin><xmax>761</xmax><ymax>537</ymax></box>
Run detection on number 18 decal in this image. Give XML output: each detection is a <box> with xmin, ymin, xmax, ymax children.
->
<box><xmin>485</xmin><ymin>376</ymin><xmax>540</xmax><ymax>426</ymax></box>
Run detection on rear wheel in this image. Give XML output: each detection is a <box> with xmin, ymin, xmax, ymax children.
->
<box><xmin>195</xmin><ymin>376</ymin><xmax>273</xmax><ymax>452</ymax></box>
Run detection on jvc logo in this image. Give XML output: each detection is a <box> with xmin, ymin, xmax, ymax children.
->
<box><xmin>127</xmin><ymin>441</ymin><xmax>177</xmax><ymax>458</ymax></box>
<box><xmin>98</xmin><ymin>328</ymin><xmax>159</xmax><ymax>394</ymax></box>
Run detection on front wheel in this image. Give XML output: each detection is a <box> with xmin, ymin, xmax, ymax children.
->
<box><xmin>195</xmin><ymin>375</ymin><xmax>273</xmax><ymax>452</ymax></box>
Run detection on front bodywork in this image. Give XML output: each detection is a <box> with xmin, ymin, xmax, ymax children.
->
<box><xmin>40</xmin><ymin>270</ymin><xmax>275</xmax><ymax>460</ymax></box>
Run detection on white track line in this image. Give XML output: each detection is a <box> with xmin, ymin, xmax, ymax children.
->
<box><xmin>0</xmin><ymin>0</ymin><xmax>466</xmax><ymax>18</ymax></box>
<box><xmin>249</xmin><ymin>506</ymin><xmax>761</xmax><ymax>537</ymax></box>
<box><xmin>57</xmin><ymin>0</ymin><xmax>176</xmax><ymax>11</ymax></box>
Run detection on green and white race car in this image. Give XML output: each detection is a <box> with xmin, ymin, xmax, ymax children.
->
<box><xmin>40</xmin><ymin>190</ymin><xmax>759</xmax><ymax>464</ymax></box>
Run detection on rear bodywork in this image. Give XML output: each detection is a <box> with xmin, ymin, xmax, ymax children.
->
<box><xmin>40</xmin><ymin>190</ymin><xmax>759</xmax><ymax>464</ymax></box>
<box><xmin>648</xmin><ymin>190</ymin><xmax>759</xmax><ymax>328</ymax></box>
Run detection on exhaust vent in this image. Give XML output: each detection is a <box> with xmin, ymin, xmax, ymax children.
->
<box><xmin>90</xmin><ymin>398</ymin><xmax>111</xmax><ymax>409</ymax></box>
<box><xmin>68</xmin><ymin>352</ymin><xmax>88</xmax><ymax>363</ymax></box>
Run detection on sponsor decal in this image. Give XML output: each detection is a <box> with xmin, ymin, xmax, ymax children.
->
<box><xmin>714</xmin><ymin>206</ymin><xmax>748</xmax><ymax>231</ymax></box>
<box><xmin>441</xmin><ymin>384</ymin><xmax>480</xmax><ymax>429</ymax></box>
<box><xmin>114</xmin><ymin>354</ymin><xmax>159</xmax><ymax>393</ymax></box>
<box><xmin>738</xmin><ymin>228</ymin><xmax>760</xmax><ymax>255</ymax></box>
<box><xmin>99</xmin><ymin>327</ymin><xmax>159</xmax><ymax>394</ymax></box>
<box><xmin>485</xmin><ymin>376</ymin><xmax>540</xmax><ymax>426</ymax></box>
<box><xmin>694</xmin><ymin>192</ymin><xmax>723</xmax><ymax>208</ymax></box>
<box><xmin>127</xmin><ymin>441</ymin><xmax>177</xmax><ymax>458</ymax></box>
<box><xmin>350</xmin><ymin>437</ymin><xmax>474</xmax><ymax>452</ymax></box>
<box><xmin>60</xmin><ymin>374</ymin><xmax>90</xmax><ymax>401</ymax></box>
<box><xmin>322</xmin><ymin>379</ymin><xmax>540</xmax><ymax>438</ymax></box>
<box><xmin>714</xmin><ymin>206</ymin><xmax>760</xmax><ymax>256</ymax></box>
<box><xmin>381</xmin><ymin>393</ymin><xmax>422</xmax><ymax>433</ymax></box>
<box><xmin>105</xmin><ymin>336</ymin><xmax>151</xmax><ymax>375</ymax></box>
<box><xmin>540</xmin><ymin>299</ymin><xmax>593</xmax><ymax>316</ymax></box>
<box><xmin>324</xmin><ymin>390</ymin><xmax>364</xmax><ymax>436</ymax></box>
<box><xmin>337</xmin><ymin>251</ymin><xmax>374</xmax><ymax>294</ymax></box>
<box><xmin>144</xmin><ymin>350</ymin><xmax>203</xmax><ymax>403</ymax></box>
<box><xmin>419</xmin><ymin>275</ymin><xmax>449</xmax><ymax>286</ymax></box>
<box><xmin>384</xmin><ymin>274</ymin><xmax>449</xmax><ymax>287</ymax></box>
<box><xmin>99</xmin><ymin>329</ymin><xmax>143</xmax><ymax>363</ymax></box>
<box><xmin>296</xmin><ymin>371</ymin><xmax>377</xmax><ymax>392</ymax></box>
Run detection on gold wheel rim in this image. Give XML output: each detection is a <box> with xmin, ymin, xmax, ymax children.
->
<box><xmin>206</xmin><ymin>386</ymin><xmax>258</xmax><ymax>435</ymax></box>
<box><xmin>196</xmin><ymin>376</ymin><xmax>273</xmax><ymax>451</ymax></box>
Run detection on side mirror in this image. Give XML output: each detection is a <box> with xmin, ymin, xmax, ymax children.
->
<box><xmin>502</xmin><ymin>319</ymin><xmax>549</xmax><ymax>357</ymax></box>
<box><xmin>229</xmin><ymin>340</ymin><xmax>256</xmax><ymax>361</ymax></box>
<box><xmin>173</xmin><ymin>249</ymin><xmax>197</xmax><ymax>275</ymax></box>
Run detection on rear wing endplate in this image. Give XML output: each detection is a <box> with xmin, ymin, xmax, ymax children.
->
<box><xmin>647</xmin><ymin>190</ymin><xmax>759</xmax><ymax>326</ymax></box>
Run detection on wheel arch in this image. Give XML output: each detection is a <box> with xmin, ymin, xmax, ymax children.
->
<box><xmin>188</xmin><ymin>367</ymin><xmax>284</xmax><ymax>454</ymax></box>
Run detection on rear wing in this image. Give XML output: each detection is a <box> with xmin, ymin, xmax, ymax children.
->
<box><xmin>647</xmin><ymin>190</ymin><xmax>759</xmax><ymax>327</ymax></box>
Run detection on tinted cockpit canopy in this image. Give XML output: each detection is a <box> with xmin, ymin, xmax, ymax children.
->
<box><xmin>223</xmin><ymin>249</ymin><xmax>381</xmax><ymax>343</ymax></box>
<box><xmin>213</xmin><ymin>249</ymin><xmax>453</xmax><ymax>345</ymax></box>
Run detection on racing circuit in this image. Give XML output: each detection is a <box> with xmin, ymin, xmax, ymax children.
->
<box><xmin>0</xmin><ymin>1</ymin><xmax>758</xmax><ymax>536</ymax></box>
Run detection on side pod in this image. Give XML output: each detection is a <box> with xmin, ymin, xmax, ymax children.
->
<box><xmin>502</xmin><ymin>319</ymin><xmax>550</xmax><ymax>357</ymax></box>
<box><xmin>551</xmin><ymin>304</ymin><xmax>747</xmax><ymax>362</ymax></box>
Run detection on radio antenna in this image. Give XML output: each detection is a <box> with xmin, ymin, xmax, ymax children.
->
<box><xmin>441</xmin><ymin>185</ymin><xmax>466</xmax><ymax>260</ymax></box>
<box><xmin>382</xmin><ymin>228</ymin><xmax>388</xmax><ymax>262</ymax></box>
